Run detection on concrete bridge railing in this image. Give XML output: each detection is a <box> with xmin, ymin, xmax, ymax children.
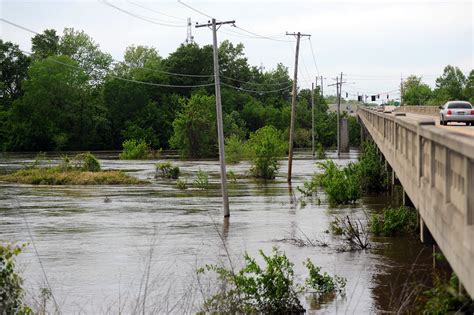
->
<box><xmin>393</xmin><ymin>105</ymin><xmax>440</xmax><ymax>116</ymax></box>
<box><xmin>357</xmin><ymin>106</ymin><xmax>474</xmax><ymax>298</ymax></box>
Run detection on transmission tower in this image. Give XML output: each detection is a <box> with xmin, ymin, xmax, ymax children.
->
<box><xmin>185</xmin><ymin>18</ymin><xmax>194</xmax><ymax>44</ymax></box>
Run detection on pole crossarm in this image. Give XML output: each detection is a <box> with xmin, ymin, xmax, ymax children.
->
<box><xmin>195</xmin><ymin>20</ymin><xmax>235</xmax><ymax>28</ymax></box>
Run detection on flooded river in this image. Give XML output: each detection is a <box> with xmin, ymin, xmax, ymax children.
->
<box><xmin>0</xmin><ymin>150</ymin><xmax>433</xmax><ymax>314</ymax></box>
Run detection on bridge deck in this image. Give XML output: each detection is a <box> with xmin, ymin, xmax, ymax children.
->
<box><xmin>357</xmin><ymin>107</ymin><xmax>474</xmax><ymax>298</ymax></box>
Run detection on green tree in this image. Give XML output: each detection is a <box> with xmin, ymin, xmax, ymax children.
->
<box><xmin>464</xmin><ymin>70</ymin><xmax>474</xmax><ymax>104</ymax></box>
<box><xmin>0</xmin><ymin>40</ymin><xmax>30</xmax><ymax>108</ymax></box>
<box><xmin>170</xmin><ymin>93</ymin><xmax>217</xmax><ymax>158</ymax></box>
<box><xmin>31</xmin><ymin>29</ymin><xmax>60</xmax><ymax>59</ymax></box>
<box><xmin>60</xmin><ymin>28</ymin><xmax>113</xmax><ymax>84</ymax></box>
<box><xmin>402</xmin><ymin>75</ymin><xmax>432</xmax><ymax>105</ymax></box>
<box><xmin>9</xmin><ymin>56</ymin><xmax>91</xmax><ymax>150</ymax></box>
<box><xmin>246</xmin><ymin>125</ymin><xmax>286</xmax><ymax>179</ymax></box>
<box><xmin>433</xmin><ymin>65</ymin><xmax>466</xmax><ymax>103</ymax></box>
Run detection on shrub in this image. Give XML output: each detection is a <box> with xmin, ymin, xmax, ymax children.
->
<box><xmin>357</xmin><ymin>141</ymin><xmax>388</xmax><ymax>193</ymax></box>
<box><xmin>316</xmin><ymin>160</ymin><xmax>360</xmax><ymax>204</ymax></box>
<box><xmin>0</xmin><ymin>242</ymin><xmax>32</xmax><ymax>314</ymax></box>
<box><xmin>224</xmin><ymin>135</ymin><xmax>245</xmax><ymax>164</ymax></box>
<box><xmin>245</xmin><ymin>126</ymin><xmax>286</xmax><ymax>179</ymax></box>
<box><xmin>156</xmin><ymin>162</ymin><xmax>180</xmax><ymax>179</ymax></box>
<box><xmin>193</xmin><ymin>168</ymin><xmax>209</xmax><ymax>190</ymax></box>
<box><xmin>119</xmin><ymin>139</ymin><xmax>150</xmax><ymax>160</ymax></box>
<box><xmin>176</xmin><ymin>179</ymin><xmax>187</xmax><ymax>190</ymax></box>
<box><xmin>297</xmin><ymin>175</ymin><xmax>318</xmax><ymax>196</ymax></box>
<box><xmin>74</xmin><ymin>152</ymin><xmax>101</xmax><ymax>172</ymax></box>
<box><xmin>198</xmin><ymin>247</ymin><xmax>346</xmax><ymax>314</ymax></box>
<box><xmin>316</xmin><ymin>142</ymin><xmax>326</xmax><ymax>159</ymax></box>
<box><xmin>370</xmin><ymin>206</ymin><xmax>417</xmax><ymax>236</ymax></box>
<box><xmin>227</xmin><ymin>170</ymin><xmax>237</xmax><ymax>184</ymax></box>
<box><xmin>304</xmin><ymin>259</ymin><xmax>346</xmax><ymax>294</ymax></box>
<box><xmin>330</xmin><ymin>215</ymin><xmax>370</xmax><ymax>250</ymax></box>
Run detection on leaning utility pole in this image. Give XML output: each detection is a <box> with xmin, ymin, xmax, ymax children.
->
<box><xmin>286</xmin><ymin>31</ymin><xmax>310</xmax><ymax>183</ymax></box>
<box><xmin>196</xmin><ymin>18</ymin><xmax>235</xmax><ymax>218</ymax></box>
<box><xmin>320</xmin><ymin>75</ymin><xmax>324</xmax><ymax>97</ymax></box>
<box><xmin>311</xmin><ymin>82</ymin><xmax>315</xmax><ymax>157</ymax></box>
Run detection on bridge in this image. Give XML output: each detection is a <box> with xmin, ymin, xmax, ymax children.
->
<box><xmin>357</xmin><ymin>106</ymin><xmax>474</xmax><ymax>298</ymax></box>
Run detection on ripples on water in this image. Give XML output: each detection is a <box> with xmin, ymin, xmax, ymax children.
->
<box><xmin>0</xmin><ymin>150</ymin><xmax>433</xmax><ymax>314</ymax></box>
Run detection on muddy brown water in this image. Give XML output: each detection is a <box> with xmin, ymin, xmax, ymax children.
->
<box><xmin>0</xmin><ymin>150</ymin><xmax>433</xmax><ymax>314</ymax></box>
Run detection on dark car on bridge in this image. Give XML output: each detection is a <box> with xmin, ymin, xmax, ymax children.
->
<box><xmin>439</xmin><ymin>101</ymin><xmax>474</xmax><ymax>126</ymax></box>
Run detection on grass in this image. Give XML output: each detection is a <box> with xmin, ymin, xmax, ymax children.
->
<box><xmin>0</xmin><ymin>167</ymin><xmax>146</xmax><ymax>185</ymax></box>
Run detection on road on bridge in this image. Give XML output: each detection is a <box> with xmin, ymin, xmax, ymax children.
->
<box><xmin>405</xmin><ymin>112</ymin><xmax>474</xmax><ymax>137</ymax></box>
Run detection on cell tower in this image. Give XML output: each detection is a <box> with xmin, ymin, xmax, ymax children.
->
<box><xmin>185</xmin><ymin>18</ymin><xmax>194</xmax><ymax>44</ymax></box>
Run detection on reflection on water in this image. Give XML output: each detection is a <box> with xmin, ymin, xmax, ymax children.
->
<box><xmin>0</xmin><ymin>150</ymin><xmax>433</xmax><ymax>314</ymax></box>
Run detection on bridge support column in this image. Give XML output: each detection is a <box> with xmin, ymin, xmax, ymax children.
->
<box><xmin>420</xmin><ymin>216</ymin><xmax>435</xmax><ymax>244</ymax></box>
<box><xmin>340</xmin><ymin>118</ymin><xmax>350</xmax><ymax>153</ymax></box>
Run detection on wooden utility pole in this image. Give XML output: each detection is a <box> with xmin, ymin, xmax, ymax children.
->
<box><xmin>320</xmin><ymin>75</ymin><xmax>324</xmax><ymax>97</ymax></box>
<box><xmin>311</xmin><ymin>82</ymin><xmax>315</xmax><ymax>157</ymax></box>
<box><xmin>286</xmin><ymin>31</ymin><xmax>310</xmax><ymax>183</ymax></box>
<box><xmin>400</xmin><ymin>75</ymin><xmax>404</xmax><ymax>106</ymax></box>
<box><xmin>328</xmin><ymin>73</ymin><xmax>345</xmax><ymax>157</ymax></box>
<box><xmin>196</xmin><ymin>19</ymin><xmax>235</xmax><ymax>218</ymax></box>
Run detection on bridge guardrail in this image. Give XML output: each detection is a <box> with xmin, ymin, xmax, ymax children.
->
<box><xmin>357</xmin><ymin>106</ymin><xmax>474</xmax><ymax>298</ymax></box>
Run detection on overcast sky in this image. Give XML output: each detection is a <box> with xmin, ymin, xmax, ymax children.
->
<box><xmin>1</xmin><ymin>0</ymin><xmax>473</xmax><ymax>100</ymax></box>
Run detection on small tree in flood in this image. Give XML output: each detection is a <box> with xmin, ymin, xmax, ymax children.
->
<box><xmin>245</xmin><ymin>126</ymin><xmax>286</xmax><ymax>179</ymax></box>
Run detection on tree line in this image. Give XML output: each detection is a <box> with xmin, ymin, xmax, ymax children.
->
<box><xmin>402</xmin><ymin>66</ymin><xmax>474</xmax><ymax>106</ymax></box>
<box><xmin>1</xmin><ymin>28</ymin><xmax>356</xmax><ymax>156</ymax></box>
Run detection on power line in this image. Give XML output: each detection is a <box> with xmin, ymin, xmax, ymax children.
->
<box><xmin>308</xmin><ymin>38</ymin><xmax>320</xmax><ymax>77</ymax></box>
<box><xmin>20</xmin><ymin>49</ymin><xmax>215</xmax><ymax>88</ymax></box>
<box><xmin>221</xmin><ymin>82</ymin><xmax>292</xmax><ymax>94</ymax></box>
<box><xmin>178</xmin><ymin>0</ymin><xmax>213</xmax><ymax>19</ymax></box>
<box><xmin>127</xmin><ymin>0</ymin><xmax>186</xmax><ymax>21</ymax></box>
<box><xmin>100</xmin><ymin>0</ymin><xmax>186</xmax><ymax>28</ymax></box>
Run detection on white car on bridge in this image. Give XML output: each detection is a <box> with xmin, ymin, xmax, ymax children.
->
<box><xmin>439</xmin><ymin>101</ymin><xmax>474</xmax><ymax>126</ymax></box>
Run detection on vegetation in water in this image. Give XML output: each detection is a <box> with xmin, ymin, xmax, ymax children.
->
<box><xmin>0</xmin><ymin>153</ymin><xmax>144</xmax><ymax>185</ymax></box>
<box><xmin>119</xmin><ymin>139</ymin><xmax>150</xmax><ymax>160</ymax></box>
<box><xmin>330</xmin><ymin>215</ymin><xmax>370</xmax><ymax>250</ymax></box>
<box><xmin>193</xmin><ymin>168</ymin><xmax>209</xmax><ymax>190</ymax></box>
<box><xmin>245</xmin><ymin>126</ymin><xmax>286</xmax><ymax>179</ymax></box>
<box><xmin>224</xmin><ymin>135</ymin><xmax>245</xmax><ymax>164</ymax></box>
<box><xmin>176</xmin><ymin>178</ymin><xmax>187</xmax><ymax>190</ymax></box>
<box><xmin>156</xmin><ymin>162</ymin><xmax>180</xmax><ymax>179</ymax></box>
<box><xmin>357</xmin><ymin>141</ymin><xmax>388</xmax><ymax>193</ymax></box>
<box><xmin>421</xmin><ymin>272</ymin><xmax>474</xmax><ymax>314</ymax></box>
<box><xmin>370</xmin><ymin>206</ymin><xmax>417</xmax><ymax>236</ymax></box>
<box><xmin>197</xmin><ymin>247</ymin><xmax>345</xmax><ymax>314</ymax></box>
<box><xmin>315</xmin><ymin>142</ymin><xmax>326</xmax><ymax>159</ymax></box>
<box><xmin>0</xmin><ymin>242</ymin><xmax>32</xmax><ymax>314</ymax></box>
<box><xmin>316</xmin><ymin>160</ymin><xmax>360</xmax><ymax>204</ymax></box>
<box><xmin>227</xmin><ymin>170</ymin><xmax>237</xmax><ymax>184</ymax></box>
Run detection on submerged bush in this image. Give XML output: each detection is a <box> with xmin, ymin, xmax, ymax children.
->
<box><xmin>198</xmin><ymin>247</ymin><xmax>345</xmax><ymax>314</ymax></box>
<box><xmin>176</xmin><ymin>178</ymin><xmax>187</xmax><ymax>190</ymax></box>
<box><xmin>357</xmin><ymin>141</ymin><xmax>388</xmax><ymax>193</ymax></box>
<box><xmin>370</xmin><ymin>206</ymin><xmax>417</xmax><ymax>236</ymax></box>
<box><xmin>422</xmin><ymin>272</ymin><xmax>474</xmax><ymax>314</ymax></box>
<box><xmin>119</xmin><ymin>139</ymin><xmax>150</xmax><ymax>160</ymax></box>
<box><xmin>74</xmin><ymin>152</ymin><xmax>101</xmax><ymax>172</ymax></box>
<box><xmin>330</xmin><ymin>215</ymin><xmax>370</xmax><ymax>250</ymax></box>
<box><xmin>156</xmin><ymin>162</ymin><xmax>180</xmax><ymax>179</ymax></box>
<box><xmin>0</xmin><ymin>242</ymin><xmax>32</xmax><ymax>314</ymax></box>
<box><xmin>245</xmin><ymin>126</ymin><xmax>286</xmax><ymax>179</ymax></box>
<box><xmin>316</xmin><ymin>160</ymin><xmax>360</xmax><ymax>204</ymax></box>
<box><xmin>225</xmin><ymin>135</ymin><xmax>245</xmax><ymax>164</ymax></box>
<box><xmin>316</xmin><ymin>142</ymin><xmax>326</xmax><ymax>159</ymax></box>
<box><xmin>193</xmin><ymin>168</ymin><xmax>209</xmax><ymax>190</ymax></box>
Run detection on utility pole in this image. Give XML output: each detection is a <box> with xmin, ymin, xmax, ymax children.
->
<box><xmin>196</xmin><ymin>18</ymin><xmax>235</xmax><ymax>218</ymax></box>
<box><xmin>400</xmin><ymin>75</ymin><xmax>404</xmax><ymax>106</ymax></box>
<box><xmin>286</xmin><ymin>31</ymin><xmax>310</xmax><ymax>183</ymax></box>
<box><xmin>320</xmin><ymin>75</ymin><xmax>324</xmax><ymax>97</ymax></box>
<box><xmin>311</xmin><ymin>82</ymin><xmax>315</xmax><ymax>157</ymax></box>
<box><xmin>328</xmin><ymin>73</ymin><xmax>345</xmax><ymax>157</ymax></box>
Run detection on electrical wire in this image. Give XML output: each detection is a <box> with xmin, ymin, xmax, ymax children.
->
<box><xmin>308</xmin><ymin>37</ymin><xmax>320</xmax><ymax>77</ymax></box>
<box><xmin>100</xmin><ymin>0</ymin><xmax>186</xmax><ymax>28</ymax></box>
<box><xmin>220</xmin><ymin>74</ymin><xmax>290</xmax><ymax>86</ymax></box>
<box><xmin>20</xmin><ymin>49</ymin><xmax>215</xmax><ymax>88</ymax></box>
<box><xmin>221</xmin><ymin>82</ymin><xmax>292</xmax><ymax>94</ymax></box>
<box><xmin>127</xmin><ymin>0</ymin><xmax>186</xmax><ymax>21</ymax></box>
<box><xmin>177</xmin><ymin>0</ymin><xmax>214</xmax><ymax>19</ymax></box>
